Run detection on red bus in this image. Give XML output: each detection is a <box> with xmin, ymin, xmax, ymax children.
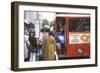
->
<box><xmin>55</xmin><ymin>13</ymin><xmax>90</xmax><ymax>59</ymax></box>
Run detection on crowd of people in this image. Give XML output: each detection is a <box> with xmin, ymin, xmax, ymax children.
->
<box><xmin>24</xmin><ymin>27</ymin><xmax>58</xmax><ymax>62</ymax></box>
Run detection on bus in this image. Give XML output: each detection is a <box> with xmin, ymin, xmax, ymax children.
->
<box><xmin>55</xmin><ymin>13</ymin><xmax>90</xmax><ymax>59</ymax></box>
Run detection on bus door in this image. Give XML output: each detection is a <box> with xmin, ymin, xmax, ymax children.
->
<box><xmin>55</xmin><ymin>17</ymin><xmax>66</xmax><ymax>56</ymax></box>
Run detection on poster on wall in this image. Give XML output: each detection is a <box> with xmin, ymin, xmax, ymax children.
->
<box><xmin>11</xmin><ymin>1</ymin><xmax>97</xmax><ymax>71</ymax></box>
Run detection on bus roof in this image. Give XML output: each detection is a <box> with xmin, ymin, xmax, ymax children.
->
<box><xmin>56</xmin><ymin>14</ymin><xmax>90</xmax><ymax>17</ymax></box>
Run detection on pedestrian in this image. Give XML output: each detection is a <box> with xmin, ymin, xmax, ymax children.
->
<box><xmin>42</xmin><ymin>28</ymin><xmax>49</xmax><ymax>60</ymax></box>
<box><xmin>43</xmin><ymin>31</ymin><xmax>57</xmax><ymax>60</ymax></box>
<box><xmin>24</xmin><ymin>29</ymin><xmax>30</xmax><ymax>61</ymax></box>
<box><xmin>29</xmin><ymin>30</ymin><xmax>37</xmax><ymax>61</ymax></box>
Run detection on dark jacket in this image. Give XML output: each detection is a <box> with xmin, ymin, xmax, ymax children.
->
<box><xmin>29</xmin><ymin>35</ymin><xmax>37</xmax><ymax>52</ymax></box>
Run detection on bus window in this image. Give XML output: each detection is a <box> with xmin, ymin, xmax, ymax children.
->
<box><xmin>69</xmin><ymin>18</ymin><xmax>90</xmax><ymax>32</ymax></box>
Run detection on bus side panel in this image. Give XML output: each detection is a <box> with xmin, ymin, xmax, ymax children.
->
<box><xmin>66</xmin><ymin>44</ymin><xmax>90</xmax><ymax>58</ymax></box>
